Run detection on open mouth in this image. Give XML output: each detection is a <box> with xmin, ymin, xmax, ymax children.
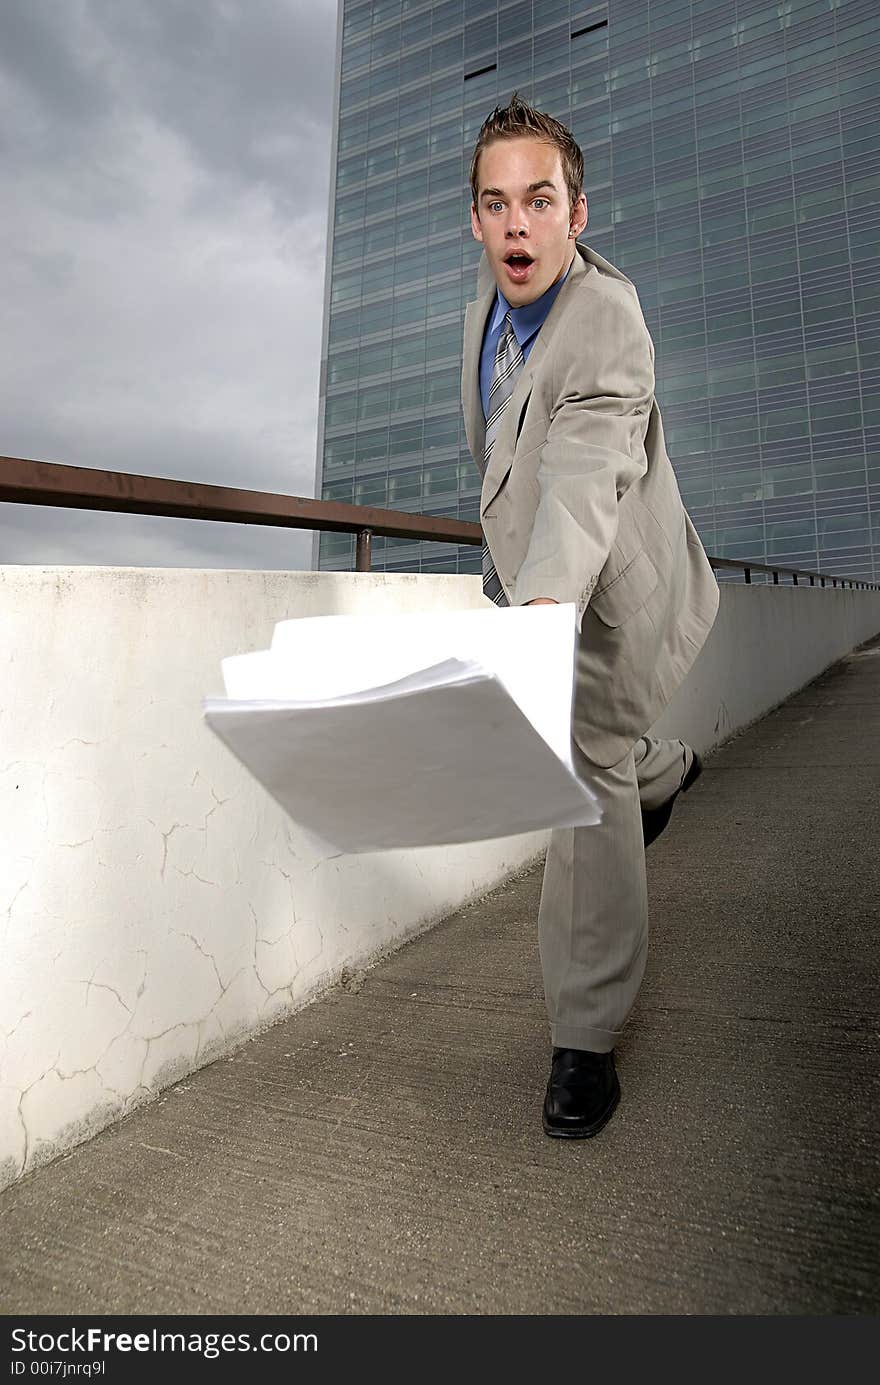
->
<box><xmin>504</xmin><ymin>251</ymin><xmax>534</xmax><ymax>282</ymax></box>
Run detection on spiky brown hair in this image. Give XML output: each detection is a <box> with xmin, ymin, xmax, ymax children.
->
<box><xmin>469</xmin><ymin>93</ymin><xmax>584</xmax><ymax>211</ymax></box>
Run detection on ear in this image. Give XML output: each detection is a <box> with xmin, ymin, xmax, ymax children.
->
<box><xmin>570</xmin><ymin>192</ymin><xmax>588</xmax><ymax>237</ymax></box>
<box><xmin>470</xmin><ymin>203</ymin><xmax>484</xmax><ymax>243</ymax></box>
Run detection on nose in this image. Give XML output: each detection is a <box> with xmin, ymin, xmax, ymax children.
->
<box><xmin>505</xmin><ymin>206</ymin><xmax>528</xmax><ymax>237</ymax></box>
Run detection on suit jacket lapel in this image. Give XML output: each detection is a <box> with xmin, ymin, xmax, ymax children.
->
<box><xmin>461</xmin><ymin>288</ymin><xmax>493</xmax><ymax>466</ymax></box>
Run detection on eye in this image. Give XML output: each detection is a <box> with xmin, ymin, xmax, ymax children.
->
<box><xmin>488</xmin><ymin>201</ymin><xmax>504</xmax><ymax>213</ymax></box>
<box><xmin>533</xmin><ymin>198</ymin><xmax>550</xmax><ymax>209</ymax></box>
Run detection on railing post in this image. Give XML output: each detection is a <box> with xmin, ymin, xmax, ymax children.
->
<box><xmin>356</xmin><ymin>528</ymin><xmax>373</xmax><ymax>572</ymax></box>
<box><xmin>744</xmin><ymin>567</ymin><xmax>751</xmax><ymax>584</ymax></box>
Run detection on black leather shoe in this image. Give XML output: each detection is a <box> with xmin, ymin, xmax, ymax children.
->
<box><xmin>542</xmin><ymin>1047</ymin><xmax>620</xmax><ymax>1138</ymax></box>
<box><xmin>641</xmin><ymin>750</ymin><xmax>703</xmax><ymax>848</ymax></box>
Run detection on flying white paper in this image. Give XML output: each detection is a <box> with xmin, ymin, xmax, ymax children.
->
<box><xmin>204</xmin><ymin>603</ymin><xmax>600</xmax><ymax>854</ymax></box>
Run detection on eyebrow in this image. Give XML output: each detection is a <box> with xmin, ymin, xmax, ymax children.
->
<box><xmin>480</xmin><ymin>180</ymin><xmax>559</xmax><ymax>201</ymax></box>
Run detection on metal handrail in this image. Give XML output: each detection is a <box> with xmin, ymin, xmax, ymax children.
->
<box><xmin>2</xmin><ymin>455</ymin><xmax>878</xmax><ymax>590</ymax></box>
<box><xmin>707</xmin><ymin>555</ymin><xmax>877</xmax><ymax>589</ymax></box>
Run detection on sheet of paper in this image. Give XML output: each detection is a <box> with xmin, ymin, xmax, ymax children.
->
<box><xmin>222</xmin><ymin>603</ymin><xmax>581</xmax><ymax>771</ymax></box>
<box><xmin>204</xmin><ymin>604</ymin><xmax>600</xmax><ymax>854</ymax></box>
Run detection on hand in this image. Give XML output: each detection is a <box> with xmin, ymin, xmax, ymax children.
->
<box><xmin>525</xmin><ymin>598</ymin><xmax>559</xmax><ymax>606</ymax></box>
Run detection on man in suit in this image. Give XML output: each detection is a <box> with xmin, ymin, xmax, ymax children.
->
<box><xmin>461</xmin><ymin>96</ymin><xmax>719</xmax><ymax>1138</ymax></box>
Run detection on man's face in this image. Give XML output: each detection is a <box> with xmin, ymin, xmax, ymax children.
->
<box><xmin>470</xmin><ymin>136</ymin><xmax>588</xmax><ymax>307</ymax></box>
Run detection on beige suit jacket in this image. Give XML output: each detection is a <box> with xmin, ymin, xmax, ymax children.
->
<box><xmin>461</xmin><ymin>241</ymin><xmax>720</xmax><ymax>768</ymax></box>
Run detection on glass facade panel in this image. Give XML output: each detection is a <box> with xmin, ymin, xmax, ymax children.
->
<box><xmin>315</xmin><ymin>0</ymin><xmax>879</xmax><ymax>581</ymax></box>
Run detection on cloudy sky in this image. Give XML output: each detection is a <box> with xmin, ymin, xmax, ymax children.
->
<box><xmin>0</xmin><ymin>0</ymin><xmax>337</xmax><ymax>570</ymax></box>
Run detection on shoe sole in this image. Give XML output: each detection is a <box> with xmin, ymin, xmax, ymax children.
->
<box><xmin>542</xmin><ymin>1082</ymin><xmax>620</xmax><ymax>1139</ymax></box>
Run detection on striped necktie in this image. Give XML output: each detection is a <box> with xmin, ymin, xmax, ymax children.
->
<box><xmin>482</xmin><ymin>312</ymin><xmax>524</xmax><ymax>606</ymax></box>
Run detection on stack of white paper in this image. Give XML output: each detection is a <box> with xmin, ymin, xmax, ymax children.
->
<box><xmin>203</xmin><ymin>602</ymin><xmax>600</xmax><ymax>854</ymax></box>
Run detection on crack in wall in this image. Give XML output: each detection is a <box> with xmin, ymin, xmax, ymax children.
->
<box><xmin>123</xmin><ymin>1083</ymin><xmax>152</xmax><ymax>1112</ymax></box>
<box><xmin>52</xmin><ymin>994</ymin><xmax>138</xmax><ymax>1085</ymax></box>
<box><xmin>152</xmin><ymin>821</ymin><xmax>184</xmax><ymax>880</ymax></box>
<box><xmin>135</xmin><ymin>950</ymin><xmax>148</xmax><ymax>1000</ymax></box>
<box><xmin>49</xmin><ymin>1062</ymin><xmax>124</xmax><ymax>1101</ymax></box>
<box><xmin>15</xmin><ymin>1050</ymin><xmax>62</xmax><ymax>1174</ymax></box>
<box><xmin>257</xmin><ymin>858</ymin><xmax>300</xmax><ymax>938</ymax></box>
<box><xmin>298</xmin><ymin>920</ymin><xmax>326</xmax><ymax>974</ymax></box>
<box><xmin>0</xmin><ymin>1010</ymin><xmax>33</xmax><ymax>1042</ymax></box>
<box><xmin>172</xmin><ymin>866</ymin><xmax>220</xmax><ymax>887</ymax></box>
<box><xmin>167</xmin><ymin>929</ymin><xmax>224</xmax><ymax>998</ymax></box>
<box><xmin>81</xmin><ymin>976</ymin><xmax>133</xmax><ymax>1015</ymax></box>
<box><xmin>196</xmin><ymin>1010</ymin><xmax>227</xmax><ymax>1059</ymax></box>
<box><xmin>148</xmin><ymin>819</ymin><xmax>209</xmax><ymax>879</ymax></box>
<box><xmin>253</xmin><ymin>928</ymin><xmax>302</xmax><ymax>1000</ymax></box>
<box><xmin>194</xmin><ymin>955</ymin><xmax>283</xmax><ymax>1052</ymax></box>
<box><xmin>254</xmin><ymin>972</ymin><xmax>296</xmax><ymax>1008</ymax></box>
<box><xmin>14</xmin><ymin>1097</ymin><xmax>28</xmax><ymax>1179</ymax></box>
<box><xmin>136</xmin><ymin>1023</ymin><xmax>198</xmax><ymax>1090</ymax></box>
<box><xmin>147</xmin><ymin>787</ymin><xmax>236</xmax><ymax>882</ymax></box>
<box><xmin>3</xmin><ymin>880</ymin><xmax>29</xmax><ymax>935</ymax></box>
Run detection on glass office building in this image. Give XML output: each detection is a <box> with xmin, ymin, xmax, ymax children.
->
<box><xmin>315</xmin><ymin>0</ymin><xmax>879</xmax><ymax>582</ymax></box>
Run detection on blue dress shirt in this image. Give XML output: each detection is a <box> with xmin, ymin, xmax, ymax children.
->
<box><xmin>479</xmin><ymin>262</ymin><xmax>572</xmax><ymax>419</ymax></box>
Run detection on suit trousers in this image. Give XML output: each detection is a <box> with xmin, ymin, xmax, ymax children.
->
<box><xmin>538</xmin><ymin>734</ymin><xmax>693</xmax><ymax>1052</ymax></box>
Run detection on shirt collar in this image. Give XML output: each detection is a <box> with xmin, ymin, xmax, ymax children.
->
<box><xmin>492</xmin><ymin>259</ymin><xmax>573</xmax><ymax>345</ymax></box>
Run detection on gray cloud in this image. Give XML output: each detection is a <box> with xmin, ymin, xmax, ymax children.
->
<box><xmin>0</xmin><ymin>0</ymin><xmax>337</xmax><ymax>570</ymax></box>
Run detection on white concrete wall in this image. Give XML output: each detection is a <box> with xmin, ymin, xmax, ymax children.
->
<box><xmin>0</xmin><ymin>568</ymin><xmax>546</xmax><ymax>1192</ymax></box>
<box><xmin>1</xmin><ymin>566</ymin><xmax>879</xmax><ymax>1191</ymax></box>
<box><xmin>651</xmin><ymin>583</ymin><xmax>880</xmax><ymax>750</ymax></box>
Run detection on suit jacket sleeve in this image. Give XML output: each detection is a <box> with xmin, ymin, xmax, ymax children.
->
<box><xmin>512</xmin><ymin>284</ymin><xmax>655</xmax><ymax>618</ymax></box>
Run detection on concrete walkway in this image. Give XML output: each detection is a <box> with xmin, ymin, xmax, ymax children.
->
<box><xmin>1</xmin><ymin>637</ymin><xmax>878</xmax><ymax>1316</ymax></box>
